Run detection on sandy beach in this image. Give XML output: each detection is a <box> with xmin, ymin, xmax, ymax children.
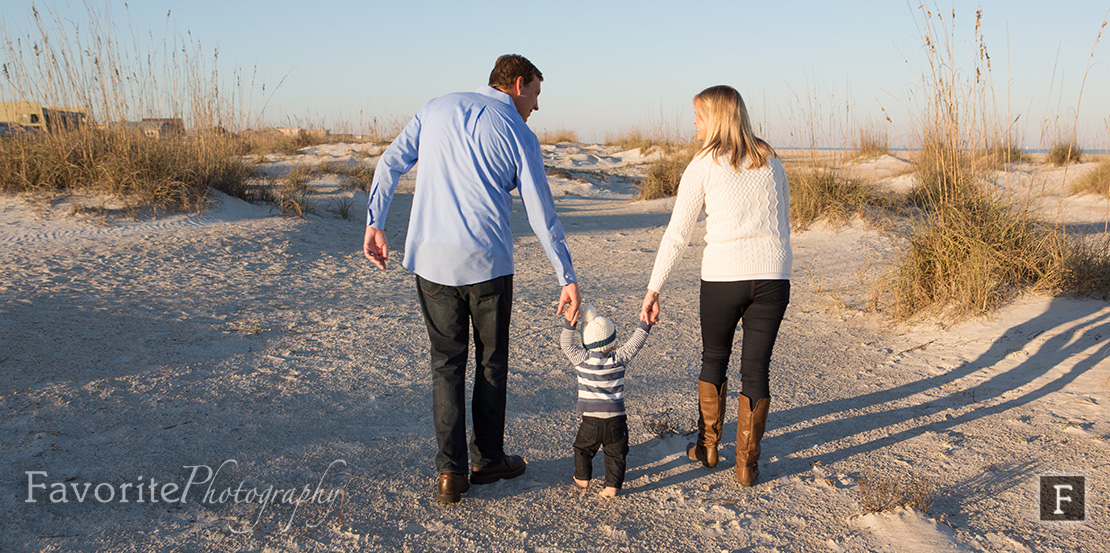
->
<box><xmin>1</xmin><ymin>143</ymin><xmax>1107</xmax><ymax>552</ymax></box>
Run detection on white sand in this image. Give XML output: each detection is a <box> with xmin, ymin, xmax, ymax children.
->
<box><xmin>1</xmin><ymin>144</ymin><xmax>1107</xmax><ymax>552</ymax></box>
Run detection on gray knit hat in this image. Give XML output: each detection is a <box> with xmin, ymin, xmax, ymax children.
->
<box><xmin>581</xmin><ymin>304</ymin><xmax>616</xmax><ymax>352</ymax></box>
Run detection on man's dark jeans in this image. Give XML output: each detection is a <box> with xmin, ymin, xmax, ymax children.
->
<box><xmin>416</xmin><ymin>274</ymin><xmax>513</xmax><ymax>475</ymax></box>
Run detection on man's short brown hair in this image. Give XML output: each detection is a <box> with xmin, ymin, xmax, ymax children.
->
<box><xmin>488</xmin><ymin>54</ymin><xmax>543</xmax><ymax>91</ymax></box>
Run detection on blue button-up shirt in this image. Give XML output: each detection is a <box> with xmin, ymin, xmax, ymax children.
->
<box><xmin>367</xmin><ymin>86</ymin><xmax>577</xmax><ymax>287</ymax></box>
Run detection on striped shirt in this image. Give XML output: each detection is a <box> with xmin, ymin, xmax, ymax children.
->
<box><xmin>560</xmin><ymin>320</ymin><xmax>651</xmax><ymax>417</ymax></box>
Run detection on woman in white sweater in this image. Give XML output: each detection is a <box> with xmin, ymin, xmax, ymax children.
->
<box><xmin>640</xmin><ymin>85</ymin><xmax>791</xmax><ymax>487</ymax></box>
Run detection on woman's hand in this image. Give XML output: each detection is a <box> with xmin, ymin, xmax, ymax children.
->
<box><xmin>641</xmin><ymin>290</ymin><xmax>660</xmax><ymax>325</ymax></box>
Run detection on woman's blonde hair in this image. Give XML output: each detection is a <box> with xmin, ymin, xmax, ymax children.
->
<box><xmin>694</xmin><ymin>85</ymin><xmax>777</xmax><ymax>170</ymax></box>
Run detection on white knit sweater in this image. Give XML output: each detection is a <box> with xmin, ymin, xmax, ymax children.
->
<box><xmin>647</xmin><ymin>153</ymin><xmax>792</xmax><ymax>293</ymax></box>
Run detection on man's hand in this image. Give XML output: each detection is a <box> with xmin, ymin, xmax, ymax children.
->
<box><xmin>641</xmin><ymin>290</ymin><xmax>660</xmax><ymax>325</ymax></box>
<box><xmin>557</xmin><ymin>282</ymin><xmax>581</xmax><ymax>324</ymax></box>
<box><xmin>363</xmin><ymin>226</ymin><xmax>389</xmax><ymax>270</ymax></box>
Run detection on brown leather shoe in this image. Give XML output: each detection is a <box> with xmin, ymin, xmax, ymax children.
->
<box><xmin>436</xmin><ymin>472</ymin><xmax>470</xmax><ymax>504</ymax></box>
<box><xmin>470</xmin><ymin>454</ymin><xmax>527</xmax><ymax>484</ymax></box>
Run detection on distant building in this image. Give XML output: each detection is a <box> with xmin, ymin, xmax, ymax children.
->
<box><xmin>139</xmin><ymin>118</ymin><xmax>185</xmax><ymax>139</ymax></box>
<box><xmin>0</xmin><ymin>102</ymin><xmax>87</xmax><ymax>132</ymax></box>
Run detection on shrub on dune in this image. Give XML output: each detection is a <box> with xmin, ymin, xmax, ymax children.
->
<box><xmin>1073</xmin><ymin>159</ymin><xmax>1110</xmax><ymax>197</ymax></box>
<box><xmin>637</xmin><ymin>150</ymin><xmax>694</xmax><ymax>200</ymax></box>
<box><xmin>1047</xmin><ymin>141</ymin><xmax>1084</xmax><ymax>166</ymax></box>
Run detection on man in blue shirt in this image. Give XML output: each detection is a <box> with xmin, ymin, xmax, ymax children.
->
<box><xmin>364</xmin><ymin>54</ymin><xmax>580</xmax><ymax>504</ymax></box>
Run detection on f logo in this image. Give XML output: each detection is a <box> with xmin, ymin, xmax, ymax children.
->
<box><xmin>1040</xmin><ymin>476</ymin><xmax>1085</xmax><ymax>521</ymax></box>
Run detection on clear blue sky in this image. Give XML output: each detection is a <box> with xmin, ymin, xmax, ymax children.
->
<box><xmin>3</xmin><ymin>1</ymin><xmax>1108</xmax><ymax>148</ymax></box>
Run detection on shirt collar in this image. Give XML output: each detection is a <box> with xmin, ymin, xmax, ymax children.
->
<box><xmin>476</xmin><ymin>85</ymin><xmax>515</xmax><ymax>109</ymax></box>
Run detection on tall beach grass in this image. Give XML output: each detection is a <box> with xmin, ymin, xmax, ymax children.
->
<box><xmin>1073</xmin><ymin>159</ymin><xmax>1110</xmax><ymax>196</ymax></box>
<box><xmin>788</xmin><ymin>166</ymin><xmax>888</xmax><ymax>230</ymax></box>
<box><xmin>1047</xmin><ymin>140</ymin><xmax>1084</xmax><ymax>166</ymax></box>
<box><xmin>605</xmin><ymin>115</ymin><xmax>695</xmax><ymax>155</ymax></box>
<box><xmin>877</xmin><ymin>4</ymin><xmax>1110</xmax><ymax>318</ymax></box>
<box><xmin>851</xmin><ymin>127</ymin><xmax>890</xmax><ymax>160</ymax></box>
<box><xmin>614</xmin><ymin>119</ymin><xmax>699</xmax><ymax>201</ymax></box>
<box><xmin>536</xmin><ymin>128</ymin><xmax>579</xmax><ymax>145</ymax></box>
<box><xmin>637</xmin><ymin>149</ymin><xmax>694</xmax><ymax>200</ymax></box>
<box><xmin>0</xmin><ymin>128</ymin><xmax>252</xmax><ymax>213</ymax></box>
<box><xmin>0</xmin><ymin>3</ymin><xmax>265</xmax><ymax>212</ymax></box>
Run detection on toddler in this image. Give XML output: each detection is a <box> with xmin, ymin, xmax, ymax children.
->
<box><xmin>560</xmin><ymin>304</ymin><xmax>652</xmax><ymax>497</ymax></box>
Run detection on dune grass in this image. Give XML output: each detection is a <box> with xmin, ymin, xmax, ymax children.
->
<box><xmin>1047</xmin><ymin>141</ymin><xmax>1084</xmax><ymax>166</ymax></box>
<box><xmin>318</xmin><ymin>161</ymin><xmax>375</xmax><ymax>192</ymax></box>
<box><xmin>636</xmin><ymin>149</ymin><xmax>694</xmax><ymax>200</ymax></box>
<box><xmin>536</xmin><ymin>128</ymin><xmax>580</xmax><ymax>144</ymax></box>
<box><xmin>877</xmin><ymin>4</ymin><xmax>1110</xmax><ymax>319</ymax></box>
<box><xmin>882</xmin><ymin>6</ymin><xmax>1043</xmax><ymax>318</ymax></box>
<box><xmin>234</xmin><ymin>129</ymin><xmax>329</xmax><ymax>157</ymax></box>
<box><xmin>1073</xmin><ymin>159</ymin><xmax>1110</xmax><ymax>197</ymax></box>
<box><xmin>851</xmin><ymin>127</ymin><xmax>890</xmax><ymax>160</ymax></box>
<box><xmin>1058</xmin><ymin>234</ymin><xmax>1110</xmax><ymax>299</ymax></box>
<box><xmin>275</xmin><ymin>182</ymin><xmax>313</xmax><ymax>217</ymax></box>
<box><xmin>886</xmin><ymin>195</ymin><xmax>1068</xmax><ymax>318</ymax></box>
<box><xmin>0</xmin><ymin>1</ymin><xmax>379</xmax><ymax>219</ymax></box>
<box><xmin>880</xmin><ymin>132</ymin><xmax>1075</xmax><ymax>318</ymax></box>
<box><xmin>0</xmin><ymin>3</ymin><xmax>282</xmax><ymax>214</ymax></box>
<box><xmin>858</xmin><ymin>467</ymin><xmax>934</xmax><ymax>514</ymax></box>
<box><xmin>787</xmin><ymin>166</ymin><xmax>888</xmax><ymax>230</ymax></box>
<box><xmin>605</xmin><ymin>121</ymin><xmax>695</xmax><ymax>155</ymax></box>
<box><xmin>608</xmin><ymin>129</ymin><xmax>666</xmax><ymax>153</ymax></box>
<box><xmin>908</xmin><ymin>139</ymin><xmax>982</xmax><ymax>209</ymax></box>
<box><xmin>606</xmin><ymin>128</ymin><xmax>672</xmax><ymax>153</ymax></box>
<box><xmin>982</xmin><ymin>141</ymin><xmax>1031</xmax><ymax>167</ymax></box>
<box><xmin>0</xmin><ymin>129</ymin><xmax>252</xmax><ymax>214</ymax></box>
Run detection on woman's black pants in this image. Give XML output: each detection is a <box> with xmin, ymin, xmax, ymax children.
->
<box><xmin>699</xmin><ymin>279</ymin><xmax>790</xmax><ymax>406</ymax></box>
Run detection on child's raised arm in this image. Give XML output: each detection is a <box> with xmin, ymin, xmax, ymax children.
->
<box><xmin>613</xmin><ymin>321</ymin><xmax>651</xmax><ymax>365</ymax></box>
<box><xmin>560</xmin><ymin>320</ymin><xmax>589</xmax><ymax>366</ymax></box>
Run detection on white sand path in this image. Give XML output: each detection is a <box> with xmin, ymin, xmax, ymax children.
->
<box><xmin>0</xmin><ymin>144</ymin><xmax>1107</xmax><ymax>552</ymax></box>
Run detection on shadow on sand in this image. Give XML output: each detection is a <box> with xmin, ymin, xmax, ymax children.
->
<box><xmin>632</xmin><ymin>296</ymin><xmax>1110</xmax><ymax>494</ymax></box>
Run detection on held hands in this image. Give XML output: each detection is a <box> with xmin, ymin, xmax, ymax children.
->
<box><xmin>640</xmin><ymin>290</ymin><xmax>660</xmax><ymax>325</ymax></box>
<box><xmin>363</xmin><ymin>226</ymin><xmax>389</xmax><ymax>270</ymax></box>
<box><xmin>557</xmin><ymin>282</ymin><xmax>581</xmax><ymax>324</ymax></box>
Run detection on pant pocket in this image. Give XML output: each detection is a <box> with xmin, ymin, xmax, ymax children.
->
<box><xmin>418</xmin><ymin>276</ymin><xmax>446</xmax><ymax>297</ymax></box>
<box><xmin>606</xmin><ymin>420</ymin><xmax>629</xmax><ymax>451</ymax></box>
<box><xmin>575</xmin><ymin>419</ymin><xmax>600</xmax><ymax>448</ymax></box>
<box><xmin>467</xmin><ymin>276</ymin><xmax>506</xmax><ymax>301</ymax></box>
<box><xmin>756</xmin><ymin>280</ymin><xmax>790</xmax><ymax>306</ymax></box>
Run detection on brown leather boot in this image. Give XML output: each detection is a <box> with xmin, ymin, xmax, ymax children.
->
<box><xmin>687</xmin><ymin>380</ymin><xmax>727</xmax><ymax>468</ymax></box>
<box><xmin>735</xmin><ymin>396</ymin><xmax>770</xmax><ymax>487</ymax></box>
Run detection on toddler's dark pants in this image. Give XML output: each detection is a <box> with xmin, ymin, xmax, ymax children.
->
<box><xmin>573</xmin><ymin>415</ymin><xmax>628</xmax><ymax>489</ymax></box>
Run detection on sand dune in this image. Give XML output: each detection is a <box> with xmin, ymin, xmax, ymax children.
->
<box><xmin>1</xmin><ymin>144</ymin><xmax>1107</xmax><ymax>552</ymax></box>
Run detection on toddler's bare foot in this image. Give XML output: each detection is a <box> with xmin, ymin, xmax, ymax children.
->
<box><xmin>598</xmin><ymin>486</ymin><xmax>618</xmax><ymax>498</ymax></box>
<box><xmin>573</xmin><ymin>478</ymin><xmax>589</xmax><ymax>489</ymax></box>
